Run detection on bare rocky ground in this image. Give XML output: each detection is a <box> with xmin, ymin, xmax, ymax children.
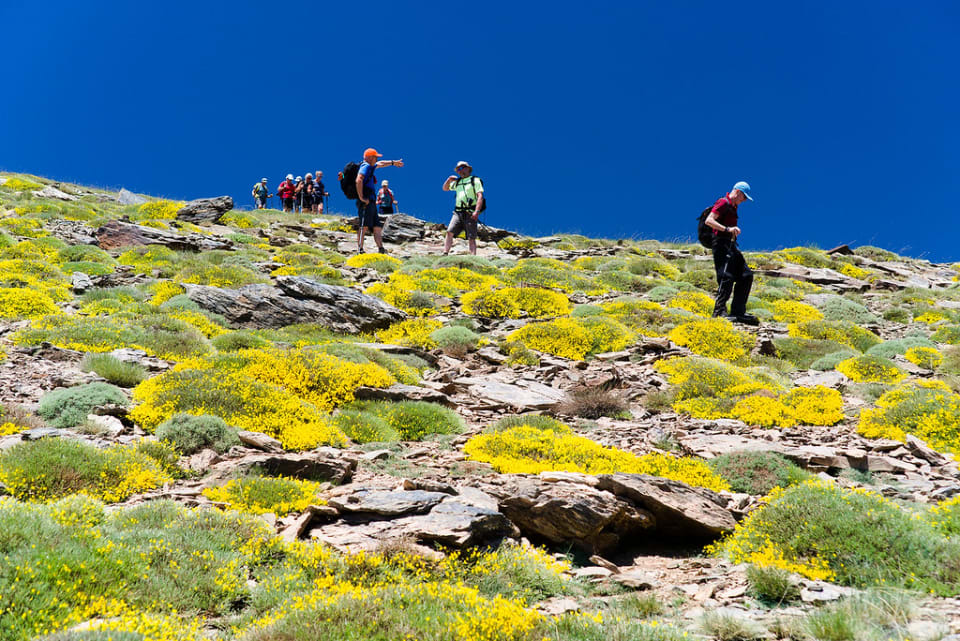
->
<box><xmin>2</xmin><ymin>181</ymin><xmax>960</xmax><ymax>638</ymax></box>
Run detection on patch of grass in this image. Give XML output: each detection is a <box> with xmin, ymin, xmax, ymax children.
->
<box><xmin>155</xmin><ymin>413</ymin><xmax>241</xmax><ymax>455</ymax></box>
<box><xmin>816</xmin><ymin>295</ymin><xmax>879</xmax><ymax>324</ymax></box>
<box><xmin>80</xmin><ymin>353</ymin><xmax>148</xmax><ymax>387</ymax></box>
<box><xmin>866</xmin><ymin>336</ymin><xmax>936</xmax><ymax>359</ymax></box>
<box><xmin>809</xmin><ymin>348</ymin><xmax>860</xmax><ymax>371</ymax></box>
<box><xmin>202</xmin><ymin>475</ymin><xmax>324</xmax><ymax>516</ymax></box>
<box><xmin>211</xmin><ymin>330</ymin><xmax>272</xmax><ymax>352</ymax></box>
<box><xmin>708</xmin><ymin>451</ymin><xmax>810</xmax><ymax>495</ymax></box>
<box><xmin>486</xmin><ymin>414</ymin><xmax>569</xmax><ymax>433</ymax></box>
<box><xmin>37</xmin><ymin>382</ymin><xmax>128</xmax><ymax>428</ymax></box>
<box><xmin>558</xmin><ymin>386</ymin><xmax>630</xmax><ymax>419</ymax></box>
<box><xmin>0</xmin><ymin>438</ymin><xmax>170</xmax><ymax>502</ymax></box>
<box><xmin>331</xmin><ymin>408</ymin><xmax>399</xmax><ymax>443</ymax></box>
<box><xmin>801</xmin><ymin>590</ymin><xmax>916</xmax><ymax>641</ymax></box>
<box><xmin>430</xmin><ymin>325</ymin><xmax>480</xmax><ymax>357</ymax></box>
<box><xmin>345</xmin><ymin>400</ymin><xmax>465</xmax><ymax>441</ymax></box>
<box><xmin>698</xmin><ymin>611</ymin><xmax>766</xmax><ymax>641</ymax></box>
<box><xmin>745</xmin><ymin>564</ymin><xmax>800</xmax><ymax>604</ymax></box>
<box><xmin>773</xmin><ymin>337</ymin><xmax>851</xmax><ymax>369</ymax></box>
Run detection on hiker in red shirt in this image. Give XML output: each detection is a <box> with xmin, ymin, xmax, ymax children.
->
<box><xmin>704</xmin><ymin>181</ymin><xmax>757</xmax><ymax>325</ymax></box>
<box><xmin>277</xmin><ymin>174</ymin><xmax>296</xmax><ymax>212</ymax></box>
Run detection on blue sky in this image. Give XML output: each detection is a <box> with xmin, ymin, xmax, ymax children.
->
<box><xmin>2</xmin><ymin>1</ymin><xmax>957</xmax><ymax>260</ymax></box>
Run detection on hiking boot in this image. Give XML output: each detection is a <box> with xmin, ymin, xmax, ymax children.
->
<box><xmin>378</xmin><ymin>246</ymin><xmax>388</xmax><ymax>254</ymax></box>
<box><xmin>725</xmin><ymin>314</ymin><xmax>760</xmax><ymax>326</ymax></box>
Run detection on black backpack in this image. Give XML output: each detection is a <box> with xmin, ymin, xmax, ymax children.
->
<box><xmin>339</xmin><ymin>161</ymin><xmax>360</xmax><ymax>200</ymax></box>
<box><xmin>468</xmin><ymin>176</ymin><xmax>487</xmax><ymax>213</ymax></box>
<box><xmin>696</xmin><ymin>206</ymin><xmax>714</xmax><ymax>248</ymax></box>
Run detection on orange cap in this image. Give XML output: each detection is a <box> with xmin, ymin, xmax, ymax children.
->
<box><xmin>363</xmin><ymin>148</ymin><xmax>383</xmax><ymax>159</ymax></box>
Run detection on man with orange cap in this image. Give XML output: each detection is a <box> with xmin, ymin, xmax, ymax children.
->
<box><xmin>356</xmin><ymin>148</ymin><xmax>404</xmax><ymax>253</ymax></box>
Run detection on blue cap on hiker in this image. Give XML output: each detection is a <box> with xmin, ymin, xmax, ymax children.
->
<box><xmin>733</xmin><ymin>181</ymin><xmax>753</xmax><ymax>201</ymax></box>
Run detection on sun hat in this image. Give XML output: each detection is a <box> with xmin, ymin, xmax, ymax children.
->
<box><xmin>455</xmin><ymin>161</ymin><xmax>472</xmax><ymax>170</ymax></box>
<box><xmin>260</xmin><ymin>178</ymin><xmax>267</xmax><ymax>182</ymax></box>
<box><xmin>382</xmin><ymin>180</ymin><xmax>389</xmax><ymax>186</ymax></box>
<box><xmin>306</xmin><ymin>173</ymin><xmax>313</xmax><ymax>179</ymax></box>
<box><xmin>364</xmin><ymin>148</ymin><xmax>383</xmax><ymax>158</ymax></box>
<box><xmin>295</xmin><ymin>176</ymin><xmax>302</xmax><ymax>182</ymax></box>
<box><xmin>733</xmin><ymin>181</ymin><xmax>753</xmax><ymax>201</ymax></box>
<box><xmin>286</xmin><ymin>174</ymin><xmax>293</xmax><ymax>180</ymax></box>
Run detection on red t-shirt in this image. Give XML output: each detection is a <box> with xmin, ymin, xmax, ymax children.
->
<box><xmin>711</xmin><ymin>196</ymin><xmax>738</xmax><ymax>238</ymax></box>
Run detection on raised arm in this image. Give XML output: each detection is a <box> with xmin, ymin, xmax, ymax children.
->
<box><xmin>442</xmin><ymin>175</ymin><xmax>457</xmax><ymax>191</ymax></box>
<box><xmin>376</xmin><ymin>159</ymin><xmax>404</xmax><ymax>168</ymax></box>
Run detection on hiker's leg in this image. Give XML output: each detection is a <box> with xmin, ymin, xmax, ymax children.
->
<box><xmin>712</xmin><ymin>241</ymin><xmax>734</xmax><ymax>317</ymax></box>
<box><xmin>465</xmin><ymin>217</ymin><xmax>478</xmax><ymax>255</ymax></box>
<box><xmin>444</xmin><ymin>232</ymin><xmax>454</xmax><ymax>254</ymax></box>
<box><xmin>445</xmin><ymin>214</ymin><xmax>463</xmax><ymax>255</ymax></box>
<box><xmin>468</xmin><ymin>239</ymin><xmax>477</xmax><ymax>255</ymax></box>
<box><xmin>728</xmin><ymin>248</ymin><xmax>754</xmax><ymax>317</ymax></box>
<box><xmin>373</xmin><ymin>226</ymin><xmax>384</xmax><ymax>249</ymax></box>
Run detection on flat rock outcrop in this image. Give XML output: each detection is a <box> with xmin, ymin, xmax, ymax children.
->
<box><xmin>96</xmin><ymin>220</ymin><xmax>234</xmax><ymax>251</ymax></box>
<box><xmin>176</xmin><ymin>196</ymin><xmax>234</xmax><ymax>223</ymax></box>
<box><xmin>183</xmin><ymin>276</ymin><xmax>405</xmax><ymax>332</ymax></box>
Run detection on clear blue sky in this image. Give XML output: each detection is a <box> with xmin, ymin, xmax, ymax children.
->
<box><xmin>2</xmin><ymin>1</ymin><xmax>957</xmax><ymax>260</ymax></box>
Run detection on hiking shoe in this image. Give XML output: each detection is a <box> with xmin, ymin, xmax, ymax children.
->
<box><xmin>726</xmin><ymin>314</ymin><xmax>760</xmax><ymax>326</ymax></box>
<box><xmin>378</xmin><ymin>246</ymin><xmax>388</xmax><ymax>254</ymax></box>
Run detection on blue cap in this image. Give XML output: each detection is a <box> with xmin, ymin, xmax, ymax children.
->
<box><xmin>733</xmin><ymin>181</ymin><xmax>753</xmax><ymax>201</ymax></box>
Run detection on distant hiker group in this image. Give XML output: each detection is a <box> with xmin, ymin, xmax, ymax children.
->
<box><xmin>251</xmin><ymin>173</ymin><xmax>329</xmax><ymax>214</ymax></box>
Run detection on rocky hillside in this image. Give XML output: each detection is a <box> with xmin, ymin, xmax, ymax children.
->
<box><xmin>1</xmin><ymin>171</ymin><xmax>960</xmax><ymax>641</ymax></box>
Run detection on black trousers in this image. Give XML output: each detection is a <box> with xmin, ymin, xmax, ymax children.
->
<box><xmin>712</xmin><ymin>238</ymin><xmax>753</xmax><ymax>317</ymax></box>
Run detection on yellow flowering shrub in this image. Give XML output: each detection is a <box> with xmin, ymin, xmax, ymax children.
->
<box><xmin>709</xmin><ymin>479</ymin><xmax>958</xmax><ymax>591</ymax></box>
<box><xmin>788</xmin><ymin>319</ymin><xmax>881</xmax><ymax>352</ymax></box>
<box><xmin>655</xmin><ymin>356</ymin><xmax>782</xmax><ymax>401</ymax></box>
<box><xmin>0</xmin><ymin>258</ymin><xmax>71</xmax><ymax>301</ymax></box>
<box><xmin>497</xmin><ymin>236</ymin><xmax>538</xmax><ymax>250</ymax></box>
<box><xmin>837</xmin><ymin>262</ymin><xmax>871</xmax><ymax>280</ymax></box>
<box><xmin>0</xmin><ymin>287</ymin><xmax>59</xmax><ymax>319</ymax></box>
<box><xmin>0</xmin><ymin>217</ymin><xmax>47</xmax><ymax>238</ymax></box>
<box><xmin>167</xmin><ymin>309</ymin><xmax>228</xmax><ymax>338</ymax></box>
<box><xmin>858</xmin><ymin>381</ymin><xmax>960</xmax><ymax>457</ymax></box>
<box><xmin>135</xmin><ymin>199</ymin><xmax>182</xmax><ymax>220</ymax></box>
<box><xmin>836</xmin><ymin>354</ymin><xmax>906</xmax><ymax>383</ymax></box>
<box><xmin>377</xmin><ymin>318</ymin><xmax>442</xmax><ymax>349</ymax></box>
<box><xmin>462</xmin><ymin>286</ymin><xmax>571</xmax><ymax>319</ymax></box>
<box><xmin>668</xmin><ymin>317</ymin><xmax>755</xmax><ymax>361</ymax></box>
<box><xmin>905</xmin><ymin>346</ymin><xmax>942</xmax><ymax>369</ymax></box>
<box><xmin>409</xmin><ymin>266</ymin><xmax>499</xmax><ymax>296</ymax></box>
<box><xmin>506</xmin><ymin>258</ymin><xmax>606</xmax><ymax>295</ymax></box>
<box><xmin>914</xmin><ymin>310</ymin><xmax>950</xmax><ymax>325</ymax></box>
<box><xmin>507</xmin><ymin>316</ymin><xmax>634</xmax><ymax>360</ymax></box>
<box><xmin>464</xmin><ymin>422</ymin><xmax>729</xmax><ymax>491</ymax></box>
<box><xmin>131</xmin><ymin>348</ymin><xmax>394</xmax><ymax>450</ymax></box>
<box><xmin>600</xmin><ymin>298</ymin><xmax>681</xmax><ymax>337</ymax></box>
<box><xmin>772</xmin><ymin>300</ymin><xmax>823</xmax><ymax>323</ymax></box>
<box><xmin>221</xmin><ymin>210</ymin><xmax>261</xmax><ymax>228</ymax></box>
<box><xmin>118</xmin><ymin>245</ymin><xmax>179</xmax><ymax>276</ymax></box>
<box><xmin>0</xmin><ymin>438</ymin><xmax>171</xmax><ymax>503</ymax></box>
<box><xmin>781</xmin><ymin>385</ymin><xmax>845</xmax><ymax>426</ymax></box>
<box><xmin>203</xmin><ymin>476</ymin><xmax>324</xmax><ymax>516</ymax></box>
<box><xmin>1</xmin><ymin>177</ymin><xmax>44</xmax><ymax>191</ymax></box>
<box><xmin>927</xmin><ymin>495</ymin><xmax>960</xmax><ymax>538</ymax></box>
<box><xmin>667</xmin><ymin>291</ymin><xmax>714</xmax><ymax>317</ymax></box>
<box><xmin>344</xmin><ymin>252</ymin><xmax>402</xmax><ymax>271</ymax></box>
<box><xmin>731</xmin><ymin>395</ymin><xmax>797</xmax><ymax>428</ymax></box>
<box><xmin>149</xmin><ymin>280</ymin><xmax>186</xmax><ymax>305</ymax></box>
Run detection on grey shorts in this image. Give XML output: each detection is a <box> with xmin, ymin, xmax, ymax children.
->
<box><xmin>447</xmin><ymin>211</ymin><xmax>478</xmax><ymax>240</ymax></box>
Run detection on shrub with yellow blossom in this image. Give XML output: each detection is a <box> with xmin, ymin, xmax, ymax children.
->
<box><xmin>377</xmin><ymin>318</ymin><xmax>442</xmax><ymax>349</ymax></box>
<box><xmin>1</xmin><ymin>176</ymin><xmax>44</xmax><ymax>191</ymax></box>
<box><xmin>131</xmin><ymin>348</ymin><xmax>394</xmax><ymax>450</ymax></box>
<box><xmin>927</xmin><ymin>495</ymin><xmax>960</xmax><ymax>538</ymax></box>
<box><xmin>0</xmin><ymin>438</ymin><xmax>171</xmax><ymax>503</ymax></box>
<box><xmin>133</xmin><ymin>199</ymin><xmax>182</xmax><ymax>221</ymax></box>
<box><xmin>667</xmin><ymin>291</ymin><xmax>714</xmax><ymax>317</ymax></box>
<box><xmin>857</xmin><ymin>380</ymin><xmax>960</xmax><ymax>457</ymax></box>
<box><xmin>709</xmin><ymin>479</ymin><xmax>960</xmax><ymax>593</ymax></box>
<box><xmin>601</xmin><ymin>298</ymin><xmax>680</xmax><ymax>337</ymax></box>
<box><xmin>506</xmin><ymin>258</ymin><xmax>606</xmax><ymax>295</ymax></box>
<box><xmin>780</xmin><ymin>385</ymin><xmax>845</xmax><ymax>426</ymax></box>
<box><xmin>731</xmin><ymin>395</ymin><xmax>797</xmax><ymax>428</ymax></box>
<box><xmin>203</xmin><ymin>476</ymin><xmax>324</xmax><ymax>516</ymax></box>
<box><xmin>149</xmin><ymin>280</ymin><xmax>186</xmax><ymax>305</ymax></box>
<box><xmin>0</xmin><ymin>287</ymin><xmax>59</xmax><ymax>319</ymax></box>
<box><xmin>835</xmin><ymin>354</ymin><xmax>906</xmax><ymax>383</ymax></box>
<box><xmin>462</xmin><ymin>286</ymin><xmax>571</xmax><ymax>319</ymax></box>
<box><xmin>772</xmin><ymin>300</ymin><xmax>823</xmax><ymax>323</ymax></box>
<box><xmin>668</xmin><ymin>317</ymin><xmax>755</xmax><ymax>361</ymax></box>
<box><xmin>905</xmin><ymin>346</ymin><xmax>943</xmax><ymax>369</ymax></box>
<box><xmin>464</xmin><ymin>421</ymin><xmax>729</xmax><ymax>492</ymax></box>
<box><xmin>496</xmin><ymin>236</ymin><xmax>538</xmax><ymax>250</ymax></box>
<box><xmin>506</xmin><ymin>316</ymin><xmax>634</xmax><ymax>361</ymax></box>
<box><xmin>344</xmin><ymin>252</ymin><xmax>402</xmax><ymax>271</ymax></box>
<box><xmin>788</xmin><ymin>319</ymin><xmax>881</xmax><ymax>352</ymax></box>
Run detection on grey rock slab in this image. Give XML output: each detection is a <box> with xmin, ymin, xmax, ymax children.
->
<box><xmin>452</xmin><ymin>376</ymin><xmax>565</xmax><ymax>410</ymax></box>
<box><xmin>183</xmin><ymin>278</ymin><xmax>404</xmax><ymax>333</ymax></box>
<box><xmin>70</xmin><ymin>272</ymin><xmax>94</xmax><ymax>293</ymax></box>
<box><xmin>239</xmin><ymin>452</ymin><xmax>356</xmax><ymax>484</ymax></box>
<box><xmin>800</xmin><ymin>581</ymin><xmax>853</xmax><ymax>603</ymax></box>
<box><xmin>176</xmin><ymin>196</ymin><xmax>234</xmax><ymax>223</ymax></box>
<box><xmin>393</xmin><ymin>497</ymin><xmax>518</xmax><ymax>547</ymax></box>
<box><xmin>328</xmin><ymin>490</ymin><xmax>448</xmax><ymax>516</ymax></box>
<box><xmin>380</xmin><ymin>214</ymin><xmax>427</xmax><ymax>243</ymax></box>
<box><xmin>33</xmin><ymin>185</ymin><xmax>78</xmax><ymax>201</ymax></box>
<box><xmin>596</xmin><ymin>473</ymin><xmax>737</xmax><ymax>538</ymax></box>
<box><xmin>96</xmin><ymin>220</ymin><xmax>233</xmax><ymax>252</ymax></box>
<box><xmin>352</xmin><ymin>384</ymin><xmax>453</xmax><ymax>407</ymax></box>
<box><xmin>679</xmin><ymin>433</ymin><xmax>785</xmax><ymax>459</ymax></box>
<box><xmin>570</xmin><ymin>566</ymin><xmax>613</xmax><ymax>580</ymax></box>
<box><xmin>536</xmin><ymin>596</ymin><xmax>581</xmax><ymax>616</ymax></box>
<box><xmin>610</xmin><ymin>568</ymin><xmax>656</xmax><ymax>590</ymax></box>
<box><xmin>85</xmin><ymin>414</ymin><xmax>125</xmax><ymax>437</ymax></box>
<box><xmin>118</xmin><ymin>188</ymin><xmax>148</xmax><ymax>205</ymax></box>
<box><xmin>235</xmin><ymin>430</ymin><xmax>283</xmax><ymax>452</ymax></box>
<box><xmin>792</xmin><ymin>369</ymin><xmax>847</xmax><ymax>388</ymax></box>
<box><xmin>108</xmin><ymin>348</ymin><xmax>171</xmax><ymax>372</ymax></box>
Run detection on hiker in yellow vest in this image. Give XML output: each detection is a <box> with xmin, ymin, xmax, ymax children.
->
<box><xmin>442</xmin><ymin>161</ymin><xmax>484</xmax><ymax>255</ymax></box>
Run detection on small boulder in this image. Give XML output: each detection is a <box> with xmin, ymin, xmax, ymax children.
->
<box><xmin>176</xmin><ymin>196</ymin><xmax>234</xmax><ymax>223</ymax></box>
